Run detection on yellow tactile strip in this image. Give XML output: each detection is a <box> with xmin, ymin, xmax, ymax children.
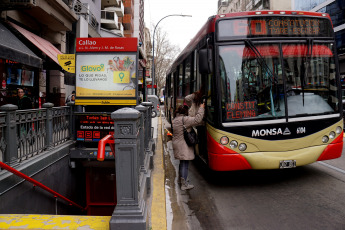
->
<box><xmin>151</xmin><ymin>116</ymin><xmax>167</xmax><ymax>230</ymax></box>
<box><xmin>0</xmin><ymin>214</ymin><xmax>111</xmax><ymax>229</ymax></box>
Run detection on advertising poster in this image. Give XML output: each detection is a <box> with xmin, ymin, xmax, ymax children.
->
<box><xmin>7</xmin><ymin>68</ymin><xmax>21</xmax><ymax>85</ymax></box>
<box><xmin>58</xmin><ymin>54</ymin><xmax>75</xmax><ymax>73</ymax></box>
<box><xmin>76</xmin><ymin>53</ymin><xmax>137</xmax><ymax>98</ymax></box>
<box><xmin>21</xmin><ymin>69</ymin><xmax>34</xmax><ymax>86</ymax></box>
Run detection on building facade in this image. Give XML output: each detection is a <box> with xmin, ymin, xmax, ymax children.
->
<box><xmin>218</xmin><ymin>0</ymin><xmax>291</xmax><ymax>13</ymax></box>
<box><xmin>0</xmin><ymin>0</ymin><xmax>148</xmax><ymax>106</ymax></box>
<box><xmin>0</xmin><ymin>1</ymin><xmax>78</xmax><ymax>107</ymax></box>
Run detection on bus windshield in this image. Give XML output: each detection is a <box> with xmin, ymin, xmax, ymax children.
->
<box><xmin>219</xmin><ymin>42</ymin><xmax>339</xmax><ymax>122</ymax></box>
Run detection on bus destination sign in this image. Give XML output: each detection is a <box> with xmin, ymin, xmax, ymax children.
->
<box><xmin>218</xmin><ymin>17</ymin><xmax>332</xmax><ymax>39</ymax></box>
<box><xmin>253</xmin><ymin>18</ymin><xmax>320</xmax><ymax>36</ymax></box>
<box><xmin>226</xmin><ymin>101</ymin><xmax>258</xmax><ymax>119</ymax></box>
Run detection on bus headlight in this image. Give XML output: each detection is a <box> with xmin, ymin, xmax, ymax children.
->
<box><xmin>230</xmin><ymin>140</ymin><xmax>238</xmax><ymax>149</ymax></box>
<box><xmin>329</xmin><ymin>131</ymin><xmax>336</xmax><ymax>139</ymax></box>
<box><xmin>238</xmin><ymin>143</ymin><xmax>247</xmax><ymax>151</ymax></box>
<box><xmin>220</xmin><ymin>136</ymin><xmax>229</xmax><ymax>145</ymax></box>
<box><xmin>336</xmin><ymin>126</ymin><xmax>342</xmax><ymax>134</ymax></box>
<box><xmin>322</xmin><ymin>135</ymin><xmax>329</xmax><ymax>143</ymax></box>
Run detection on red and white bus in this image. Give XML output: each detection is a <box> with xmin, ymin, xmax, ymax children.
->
<box><xmin>165</xmin><ymin>11</ymin><xmax>343</xmax><ymax>171</ymax></box>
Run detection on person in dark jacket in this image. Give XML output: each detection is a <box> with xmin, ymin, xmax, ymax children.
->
<box><xmin>17</xmin><ymin>88</ymin><xmax>32</xmax><ymax>110</ymax></box>
<box><xmin>65</xmin><ymin>90</ymin><xmax>75</xmax><ymax>104</ymax></box>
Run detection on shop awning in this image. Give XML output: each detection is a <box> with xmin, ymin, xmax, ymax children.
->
<box><xmin>0</xmin><ymin>22</ymin><xmax>42</xmax><ymax>68</ymax></box>
<box><xmin>8</xmin><ymin>22</ymin><xmax>62</xmax><ymax>66</ymax></box>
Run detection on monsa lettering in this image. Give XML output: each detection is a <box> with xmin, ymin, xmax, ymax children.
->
<box><xmin>252</xmin><ymin>128</ymin><xmax>283</xmax><ymax>137</ymax></box>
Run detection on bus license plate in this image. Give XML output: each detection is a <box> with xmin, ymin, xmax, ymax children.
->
<box><xmin>279</xmin><ymin>160</ymin><xmax>296</xmax><ymax>169</ymax></box>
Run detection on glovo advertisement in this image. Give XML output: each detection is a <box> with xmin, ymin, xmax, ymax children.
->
<box><xmin>76</xmin><ymin>54</ymin><xmax>136</xmax><ymax>99</ymax></box>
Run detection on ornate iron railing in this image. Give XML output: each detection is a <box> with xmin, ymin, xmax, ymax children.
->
<box><xmin>52</xmin><ymin>107</ymin><xmax>70</xmax><ymax>146</ymax></box>
<box><xmin>0</xmin><ymin>104</ymin><xmax>72</xmax><ymax>168</ymax></box>
<box><xmin>16</xmin><ymin>109</ymin><xmax>47</xmax><ymax>163</ymax></box>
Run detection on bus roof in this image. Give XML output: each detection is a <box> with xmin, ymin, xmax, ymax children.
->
<box><xmin>168</xmin><ymin>11</ymin><xmax>332</xmax><ymax>74</ymax></box>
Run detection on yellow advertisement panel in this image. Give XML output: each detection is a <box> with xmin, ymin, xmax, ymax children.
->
<box><xmin>113</xmin><ymin>71</ymin><xmax>130</xmax><ymax>83</ymax></box>
<box><xmin>58</xmin><ymin>54</ymin><xmax>75</xmax><ymax>73</ymax></box>
<box><xmin>76</xmin><ymin>54</ymin><xmax>137</xmax><ymax>98</ymax></box>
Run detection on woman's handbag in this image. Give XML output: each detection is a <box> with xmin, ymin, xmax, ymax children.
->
<box><xmin>182</xmin><ymin>117</ymin><xmax>199</xmax><ymax>146</ymax></box>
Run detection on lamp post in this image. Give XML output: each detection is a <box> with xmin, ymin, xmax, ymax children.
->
<box><xmin>151</xmin><ymin>14</ymin><xmax>192</xmax><ymax>95</ymax></box>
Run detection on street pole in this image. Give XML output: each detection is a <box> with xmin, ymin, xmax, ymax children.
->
<box><xmin>151</xmin><ymin>14</ymin><xmax>192</xmax><ymax>95</ymax></box>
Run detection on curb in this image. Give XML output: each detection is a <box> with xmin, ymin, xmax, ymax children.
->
<box><xmin>150</xmin><ymin>115</ymin><xmax>167</xmax><ymax>230</ymax></box>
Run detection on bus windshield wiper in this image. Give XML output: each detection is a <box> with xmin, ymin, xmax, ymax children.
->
<box><xmin>245</xmin><ymin>40</ymin><xmax>278</xmax><ymax>85</ymax></box>
<box><xmin>245</xmin><ymin>40</ymin><xmax>278</xmax><ymax>116</ymax></box>
<box><xmin>302</xmin><ymin>39</ymin><xmax>313</xmax><ymax>106</ymax></box>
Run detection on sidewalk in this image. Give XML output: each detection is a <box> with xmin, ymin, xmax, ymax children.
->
<box><xmin>151</xmin><ymin>114</ymin><xmax>195</xmax><ymax>230</ymax></box>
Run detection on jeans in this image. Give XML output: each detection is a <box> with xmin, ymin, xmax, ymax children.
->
<box><xmin>179</xmin><ymin>160</ymin><xmax>189</xmax><ymax>180</ymax></box>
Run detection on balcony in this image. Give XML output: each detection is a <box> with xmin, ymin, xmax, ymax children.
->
<box><xmin>101</xmin><ymin>0</ymin><xmax>121</xmax><ymax>8</ymax></box>
<box><xmin>104</xmin><ymin>3</ymin><xmax>124</xmax><ymax>17</ymax></box>
<box><xmin>73</xmin><ymin>0</ymin><xmax>99</xmax><ymax>31</ymax></box>
<box><xmin>111</xmin><ymin>23</ymin><xmax>124</xmax><ymax>37</ymax></box>
<box><xmin>101</xmin><ymin>10</ymin><xmax>119</xmax><ymax>30</ymax></box>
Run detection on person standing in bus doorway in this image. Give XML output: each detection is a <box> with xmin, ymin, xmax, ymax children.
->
<box><xmin>184</xmin><ymin>84</ymin><xmax>207</xmax><ymax>160</ymax></box>
<box><xmin>185</xmin><ymin>84</ymin><xmax>205</xmax><ymax>117</ymax></box>
<box><xmin>17</xmin><ymin>88</ymin><xmax>32</xmax><ymax>110</ymax></box>
<box><xmin>172</xmin><ymin>103</ymin><xmax>205</xmax><ymax>190</ymax></box>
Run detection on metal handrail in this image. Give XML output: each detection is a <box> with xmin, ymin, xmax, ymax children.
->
<box><xmin>0</xmin><ymin>161</ymin><xmax>85</xmax><ymax>211</ymax></box>
<box><xmin>97</xmin><ymin>134</ymin><xmax>115</xmax><ymax>161</ymax></box>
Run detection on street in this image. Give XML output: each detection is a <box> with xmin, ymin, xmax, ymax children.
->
<box><xmin>162</xmin><ymin>115</ymin><xmax>345</xmax><ymax>230</ymax></box>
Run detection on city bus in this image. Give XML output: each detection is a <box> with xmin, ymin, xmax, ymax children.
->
<box><xmin>165</xmin><ymin>11</ymin><xmax>344</xmax><ymax>171</ymax></box>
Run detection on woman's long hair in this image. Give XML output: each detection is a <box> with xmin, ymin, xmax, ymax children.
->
<box><xmin>193</xmin><ymin>84</ymin><xmax>205</xmax><ymax>106</ymax></box>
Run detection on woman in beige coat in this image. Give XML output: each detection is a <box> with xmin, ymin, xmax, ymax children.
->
<box><xmin>172</xmin><ymin>103</ymin><xmax>205</xmax><ymax>190</ymax></box>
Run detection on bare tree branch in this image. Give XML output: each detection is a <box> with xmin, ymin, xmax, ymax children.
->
<box><xmin>153</xmin><ymin>27</ymin><xmax>180</xmax><ymax>94</ymax></box>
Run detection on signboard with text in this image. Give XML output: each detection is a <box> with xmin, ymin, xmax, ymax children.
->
<box><xmin>218</xmin><ymin>17</ymin><xmax>333</xmax><ymax>40</ymax></box>
<box><xmin>226</xmin><ymin>101</ymin><xmax>258</xmax><ymax>119</ymax></box>
<box><xmin>76</xmin><ymin>114</ymin><xmax>114</xmax><ymax>142</ymax></box>
<box><xmin>76</xmin><ymin>37</ymin><xmax>138</xmax><ymax>105</ymax></box>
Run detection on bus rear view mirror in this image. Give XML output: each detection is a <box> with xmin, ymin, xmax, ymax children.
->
<box><xmin>199</xmin><ymin>49</ymin><xmax>213</xmax><ymax>74</ymax></box>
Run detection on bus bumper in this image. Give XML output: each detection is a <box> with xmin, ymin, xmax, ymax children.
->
<box><xmin>240</xmin><ymin>142</ymin><xmax>343</xmax><ymax>170</ymax></box>
<box><xmin>208</xmin><ymin>152</ymin><xmax>252</xmax><ymax>171</ymax></box>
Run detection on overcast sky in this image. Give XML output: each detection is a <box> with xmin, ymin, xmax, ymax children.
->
<box><xmin>144</xmin><ymin>0</ymin><xmax>219</xmax><ymax>52</ymax></box>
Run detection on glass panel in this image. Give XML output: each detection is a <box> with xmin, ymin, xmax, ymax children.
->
<box><xmin>219</xmin><ymin>42</ymin><xmax>338</xmax><ymax>122</ymax></box>
<box><xmin>184</xmin><ymin>56</ymin><xmax>191</xmax><ymax>95</ymax></box>
<box><xmin>219</xmin><ymin>44</ymin><xmax>284</xmax><ymax>122</ymax></box>
<box><xmin>178</xmin><ymin>65</ymin><xmax>183</xmax><ymax>97</ymax></box>
<box><xmin>282</xmin><ymin>43</ymin><xmax>338</xmax><ymax>116</ymax></box>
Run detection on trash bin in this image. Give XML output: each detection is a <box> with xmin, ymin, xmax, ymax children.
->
<box><xmin>147</xmin><ymin>95</ymin><xmax>159</xmax><ymax>118</ymax></box>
